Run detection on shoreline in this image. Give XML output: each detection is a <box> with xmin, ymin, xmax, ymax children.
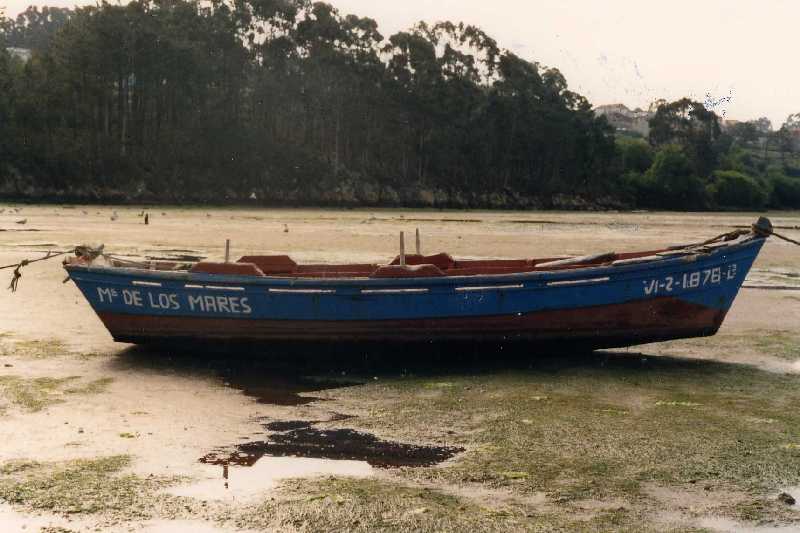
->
<box><xmin>0</xmin><ymin>195</ymin><xmax>789</xmax><ymax>214</ymax></box>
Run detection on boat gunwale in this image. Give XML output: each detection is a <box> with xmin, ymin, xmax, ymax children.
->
<box><xmin>64</xmin><ymin>236</ymin><xmax>765</xmax><ymax>289</ymax></box>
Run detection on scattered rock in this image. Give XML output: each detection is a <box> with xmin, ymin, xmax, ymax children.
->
<box><xmin>778</xmin><ymin>492</ymin><xmax>796</xmax><ymax>505</ymax></box>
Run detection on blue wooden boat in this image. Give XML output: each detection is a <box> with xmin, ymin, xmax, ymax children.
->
<box><xmin>64</xmin><ymin>218</ymin><xmax>772</xmax><ymax>349</ymax></box>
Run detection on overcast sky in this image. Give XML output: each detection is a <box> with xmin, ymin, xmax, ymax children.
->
<box><xmin>4</xmin><ymin>0</ymin><xmax>797</xmax><ymax>126</ymax></box>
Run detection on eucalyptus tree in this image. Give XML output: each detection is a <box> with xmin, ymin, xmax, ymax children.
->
<box><xmin>649</xmin><ymin>98</ymin><xmax>721</xmax><ymax>178</ymax></box>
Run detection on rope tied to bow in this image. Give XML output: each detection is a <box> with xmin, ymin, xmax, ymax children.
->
<box><xmin>751</xmin><ymin>216</ymin><xmax>800</xmax><ymax>246</ymax></box>
<box><xmin>1</xmin><ymin>246</ymin><xmax>104</xmax><ymax>292</ymax></box>
<box><xmin>2</xmin><ymin>250</ymin><xmax>73</xmax><ymax>292</ymax></box>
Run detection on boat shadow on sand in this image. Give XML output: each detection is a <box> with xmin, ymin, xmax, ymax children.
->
<box><xmin>110</xmin><ymin>340</ymin><xmax>746</xmax><ymax>395</ymax></box>
<box><xmin>109</xmin><ymin>342</ymin><xmax>761</xmax><ymax>472</ymax></box>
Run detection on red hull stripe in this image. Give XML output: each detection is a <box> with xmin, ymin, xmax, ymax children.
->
<box><xmin>97</xmin><ymin>296</ymin><xmax>725</xmax><ymax>347</ymax></box>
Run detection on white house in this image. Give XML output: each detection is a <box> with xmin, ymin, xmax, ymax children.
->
<box><xmin>594</xmin><ymin>103</ymin><xmax>653</xmax><ymax>137</ymax></box>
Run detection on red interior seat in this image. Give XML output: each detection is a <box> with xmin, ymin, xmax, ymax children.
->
<box><xmin>238</xmin><ymin>255</ymin><xmax>297</xmax><ymax>275</ymax></box>
<box><xmin>371</xmin><ymin>264</ymin><xmax>446</xmax><ymax>278</ymax></box>
<box><xmin>390</xmin><ymin>253</ymin><xmax>455</xmax><ymax>270</ymax></box>
<box><xmin>191</xmin><ymin>262</ymin><xmax>265</xmax><ymax>276</ymax></box>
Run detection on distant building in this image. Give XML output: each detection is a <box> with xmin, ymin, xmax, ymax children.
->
<box><xmin>594</xmin><ymin>104</ymin><xmax>653</xmax><ymax>137</ymax></box>
<box><xmin>6</xmin><ymin>47</ymin><xmax>32</xmax><ymax>62</ymax></box>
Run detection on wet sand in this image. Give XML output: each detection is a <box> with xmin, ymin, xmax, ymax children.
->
<box><xmin>1</xmin><ymin>205</ymin><xmax>799</xmax><ymax>532</ymax></box>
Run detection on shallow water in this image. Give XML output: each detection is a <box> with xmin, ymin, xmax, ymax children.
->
<box><xmin>168</xmin><ymin>456</ymin><xmax>374</xmax><ymax>503</ymax></box>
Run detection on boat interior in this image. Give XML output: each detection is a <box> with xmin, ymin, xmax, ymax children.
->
<box><xmin>95</xmin><ymin>244</ymin><xmax>726</xmax><ymax>279</ymax></box>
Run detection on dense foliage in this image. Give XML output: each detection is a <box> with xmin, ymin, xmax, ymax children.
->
<box><xmin>619</xmin><ymin>101</ymin><xmax>800</xmax><ymax>210</ymax></box>
<box><xmin>0</xmin><ymin>1</ymin><xmax>798</xmax><ymax>209</ymax></box>
<box><xmin>0</xmin><ymin>0</ymin><xmax>617</xmax><ymax>207</ymax></box>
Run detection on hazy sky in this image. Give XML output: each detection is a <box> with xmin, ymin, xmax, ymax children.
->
<box><xmin>4</xmin><ymin>0</ymin><xmax>797</xmax><ymax>126</ymax></box>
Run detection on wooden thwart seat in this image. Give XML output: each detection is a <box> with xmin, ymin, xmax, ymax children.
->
<box><xmin>187</xmin><ymin>248</ymin><xmax>676</xmax><ymax>279</ymax></box>
<box><xmin>390</xmin><ymin>253</ymin><xmax>455</xmax><ymax>270</ymax></box>
<box><xmin>371</xmin><ymin>264</ymin><xmax>446</xmax><ymax>278</ymax></box>
<box><xmin>238</xmin><ymin>255</ymin><xmax>297</xmax><ymax>275</ymax></box>
<box><xmin>191</xmin><ymin>262</ymin><xmax>265</xmax><ymax>276</ymax></box>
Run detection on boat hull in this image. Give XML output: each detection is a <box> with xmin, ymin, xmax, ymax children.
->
<box><xmin>66</xmin><ymin>238</ymin><xmax>765</xmax><ymax>349</ymax></box>
<box><xmin>96</xmin><ymin>296</ymin><xmax>722</xmax><ymax>348</ymax></box>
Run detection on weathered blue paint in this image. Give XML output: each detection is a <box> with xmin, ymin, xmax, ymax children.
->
<box><xmin>66</xmin><ymin>238</ymin><xmax>764</xmax><ymax>323</ymax></box>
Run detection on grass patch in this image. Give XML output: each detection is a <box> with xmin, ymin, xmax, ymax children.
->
<box><xmin>0</xmin><ymin>456</ymin><xmax>170</xmax><ymax>517</ymax></box>
<box><xmin>0</xmin><ymin>376</ymin><xmax>78</xmax><ymax>411</ymax></box>
<box><xmin>0</xmin><ymin>375</ymin><xmax>114</xmax><ymax>413</ymax></box>
<box><xmin>322</xmin><ymin>353</ymin><xmax>800</xmax><ymax>528</ymax></box>
<box><xmin>236</xmin><ymin>477</ymin><xmax>554</xmax><ymax>532</ymax></box>
<box><xmin>236</xmin><ymin>476</ymin><xmax>657</xmax><ymax>532</ymax></box>
<box><xmin>0</xmin><ymin>339</ymin><xmax>71</xmax><ymax>359</ymax></box>
<box><xmin>749</xmin><ymin>332</ymin><xmax>800</xmax><ymax>361</ymax></box>
<box><xmin>0</xmin><ymin>337</ymin><xmax>106</xmax><ymax>360</ymax></box>
<box><xmin>64</xmin><ymin>377</ymin><xmax>114</xmax><ymax>395</ymax></box>
<box><xmin>662</xmin><ymin>329</ymin><xmax>800</xmax><ymax>362</ymax></box>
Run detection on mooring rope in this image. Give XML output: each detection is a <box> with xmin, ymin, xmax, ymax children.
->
<box><xmin>3</xmin><ymin>220</ymin><xmax>798</xmax><ymax>293</ymax></box>
<box><xmin>680</xmin><ymin>219</ymin><xmax>800</xmax><ymax>251</ymax></box>
<box><xmin>2</xmin><ymin>245</ymin><xmax>103</xmax><ymax>292</ymax></box>
<box><xmin>750</xmin><ymin>217</ymin><xmax>800</xmax><ymax>246</ymax></box>
<box><xmin>768</xmin><ymin>231</ymin><xmax>800</xmax><ymax>246</ymax></box>
<box><xmin>1</xmin><ymin>249</ymin><xmax>73</xmax><ymax>292</ymax></box>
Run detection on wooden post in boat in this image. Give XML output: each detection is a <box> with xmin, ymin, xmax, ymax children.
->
<box><xmin>225</xmin><ymin>239</ymin><xmax>231</xmax><ymax>263</ymax></box>
<box><xmin>415</xmin><ymin>228</ymin><xmax>421</xmax><ymax>255</ymax></box>
<box><xmin>400</xmin><ymin>232</ymin><xmax>406</xmax><ymax>266</ymax></box>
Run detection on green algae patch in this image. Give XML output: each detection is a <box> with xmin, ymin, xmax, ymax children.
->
<box><xmin>64</xmin><ymin>377</ymin><xmax>115</xmax><ymax>395</ymax></box>
<box><xmin>0</xmin><ymin>455</ymin><xmax>187</xmax><ymax>525</ymax></box>
<box><xmin>235</xmin><ymin>477</ymin><xmax>547</xmax><ymax>532</ymax></box>
<box><xmin>0</xmin><ymin>339</ymin><xmax>72</xmax><ymax>359</ymax></box>
<box><xmin>322</xmin><ymin>353</ymin><xmax>800</xmax><ymax>529</ymax></box>
<box><xmin>655</xmin><ymin>401</ymin><xmax>701</xmax><ymax>407</ymax></box>
<box><xmin>662</xmin><ymin>329</ymin><xmax>800</xmax><ymax>362</ymax></box>
<box><xmin>0</xmin><ymin>337</ymin><xmax>107</xmax><ymax>360</ymax></box>
<box><xmin>0</xmin><ymin>456</ymin><xmax>135</xmax><ymax>514</ymax></box>
<box><xmin>234</xmin><ymin>476</ymin><xmax>659</xmax><ymax>532</ymax></box>
<box><xmin>0</xmin><ymin>375</ymin><xmax>114</xmax><ymax>413</ymax></box>
<box><xmin>750</xmin><ymin>331</ymin><xmax>800</xmax><ymax>361</ymax></box>
<box><xmin>0</xmin><ymin>376</ymin><xmax>78</xmax><ymax>412</ymax></box>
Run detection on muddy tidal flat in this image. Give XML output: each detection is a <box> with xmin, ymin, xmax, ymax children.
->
<box><xmin>1</xmin><ymin>205</ymin><xmax>800</xmax><ymax>532</ymax></box>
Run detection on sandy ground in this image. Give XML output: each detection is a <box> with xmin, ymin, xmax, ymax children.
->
<box><xmin>0</xmin><ymin>204</ymin><xmax>799</xmax><ymax>532</ymax></box>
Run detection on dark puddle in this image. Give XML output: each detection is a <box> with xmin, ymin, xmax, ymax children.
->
<box><xmin>221</xmin><ymin>373</ymin><xmax>358</xmax><ymax>406</ymax></box>
<box><xmin>201</xmin><ymin>418</ymin><xmax>463</xmax><ymax>469</ymax></box>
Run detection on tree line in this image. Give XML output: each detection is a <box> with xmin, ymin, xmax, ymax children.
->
<box><xmin>1</xmin><ymin>1</ymin><xmax>798</xmax><ymax>209</ymax></box>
